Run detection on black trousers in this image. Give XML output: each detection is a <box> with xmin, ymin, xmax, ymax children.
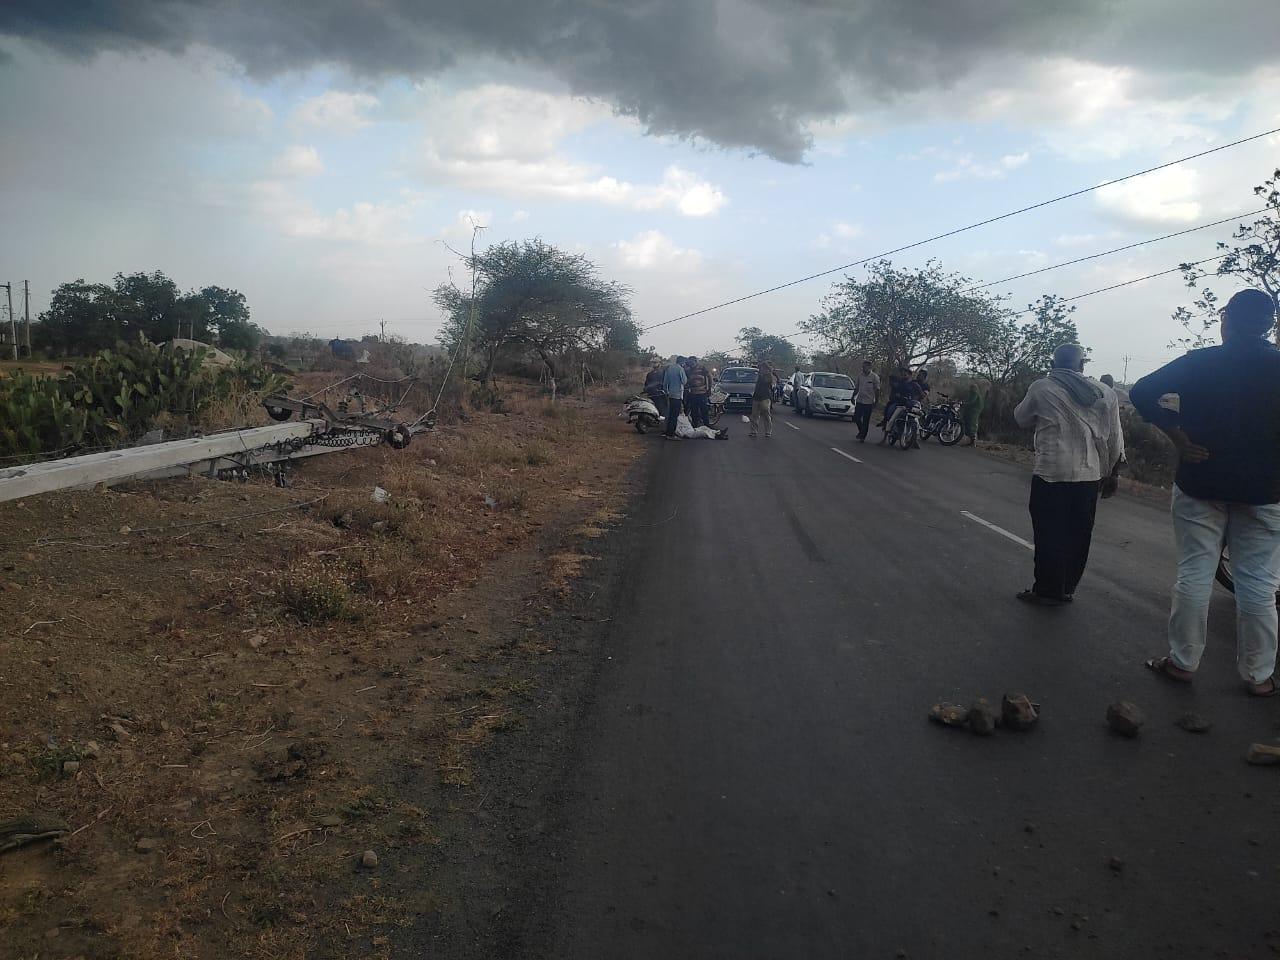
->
<box><xmin>1029</xmin><ymin>475</ymin><xmax>1100</xmax><ymax>599</ymax></box>
<box><xmin>665</xmin><ymin>397</ymin><xmax>683</xmax><ymax>436</ymax></box>
<box><xmin>687</xmin><ymin>394</ymin><xmax>710</xmax><ymax>428</ymax></box>
<box><xmin>853</xmin><ymin>401</ymin><xmax>875</xmax><ymax>439</ymax></box>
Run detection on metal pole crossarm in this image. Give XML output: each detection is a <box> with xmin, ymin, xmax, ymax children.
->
<box><xmin>0</xmin><ymin>420</ymin><xmax>329</xmax><ymax>503</ymax></box>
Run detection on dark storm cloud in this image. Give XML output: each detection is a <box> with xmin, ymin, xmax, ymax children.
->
<box><xmin>3</xmin><ymin>0</ymin><xmax>1277</xmax><ymax>162</ymax></box>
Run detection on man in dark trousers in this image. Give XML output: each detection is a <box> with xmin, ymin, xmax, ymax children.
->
<box><xmin>1012</xmin><ymin>343</ymin><xmax>1124</xmax><ymax>605</ymax></box>
<box><xmin>685</xmin><ymin>356</ymin><xmax>713</xmax><ymax>428</ymax></box>
<box><xmin>852</xmin><ymin>360</ymin><xmax>880</xmax><ymax>442</ymax></box>
<box><xmin>1132</xmin><ymin>289</ymin><xmax>1280</xmax><ymax>697</ymax></box>
<box><xmin>661</xmin><ymin>356</ymin><xmax>687</xmax><ymax>440</ymax></box>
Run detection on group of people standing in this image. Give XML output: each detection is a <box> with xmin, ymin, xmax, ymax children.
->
<box><xmin>644</xmin><ymin>355</ymin><xmax>717</xmax><ymax>439</ymax></box>
<box><xmin>1014</xmin><ymin>289</ymin><xmax>1280</xmax><ymax>699</ymax></box>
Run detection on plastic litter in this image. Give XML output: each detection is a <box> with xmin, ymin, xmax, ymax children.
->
<box><xmin>370</xmin><ymin>486</ymin><xmax>390</xmax><ymax>503</ymax></box>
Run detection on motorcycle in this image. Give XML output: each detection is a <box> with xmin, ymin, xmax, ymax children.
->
<box><xmin>708</xmin><ymin>388</ymin><xmax>726</xmax><ymax>427</ymax></box>
<box><xmin>1216</xmin><ymin>547</ymin><xmax>1280</xmax><ymax>605</ymax></box>
<box><xmin>623</xmin><ymin>388</ymin><xmax>665</xmax><ymax>434</ymax></box>
<box><xmin>920</xmin><ymin>394</ymin><xmax>964</xmax><ymax>445</ymax></box>
<box><xmin>886</xmin><ymin>400</ymin><xmax>925</xmax><ymax>449</ymax></box>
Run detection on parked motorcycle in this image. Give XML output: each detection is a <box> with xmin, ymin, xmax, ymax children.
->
<box><xmin>920</xmin><ymin>394</ymin><xmax>964</xmax><ymax>445</ymax></box>
<box><xmin>623</xmin><ymin>388</ymin><xmax>665</xmax><ymax>434</ymax></box>
<box><xmin>708</xmin><ymin>388</ymin><xmax>727</xmax><ymax>427</ymax></box>
<box><xmin>886</xmin><ymin>400</ymin><xmax>925</xmax><ymax>449</ymax></box>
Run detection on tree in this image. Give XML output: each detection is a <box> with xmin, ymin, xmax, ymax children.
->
<box><xmin>197</xmin><ymin>285</ymin><xmax>263</xmax><ymax>352</ymax></box>
<box><xmin>1172</xmin><ymin>168</ymin><xmax>1280</xmax><ymax>349</ymax></box>
<box><xmin>33</xmin><ymin>273</ymin><xmax>267</xmax><ymax>356</ymax></box>
<box><xmin>33</xmin><ymin>280</ymin><xmax>133</xmax><ymax>355</ymax></box>
<box><xmin>968</xmin><ymin>295</ymin><xmax>1080</xmax><ymax>386</ymax></box>
<box><xmin>968</xmin><ymin>295</ymin><xmax>1080</xmax><ymax>429</ymax></box>
<box><xmin>734</xmin><ymin>326</ymin><xmax>801</xmax><ymax>369</ymax></box>
<box><xmin>433</xmin><ymin>239</ymin><xmax>633</xmax><ymax>382</ymax></box>
<box><xmin>801</xmin><ymin>259</ymin><xmax>1003</xmax><ymax>370</ymax></box>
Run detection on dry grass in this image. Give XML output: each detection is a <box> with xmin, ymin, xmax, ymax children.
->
<box><xmin>0</xmin><ymin>379</ymin><xmax>643</xmax><ymax>960</ymax></box>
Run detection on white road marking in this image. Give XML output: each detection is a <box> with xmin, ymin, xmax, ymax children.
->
<box><xmin>960</xmin><ymin>510</ymin><xmax>1033</xmax><ymax>551</ymax></box>
<box><xmin>785</xmin><ymin>422</ymin><xmax>800</xmax><ymax>431</ymax></box>
<box><xmin>830</xmin><ymin>447</ymin><xmax>863</xmax><ymax>464</ymax></box>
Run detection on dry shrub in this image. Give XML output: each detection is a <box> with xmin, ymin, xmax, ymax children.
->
<box><xmin>502</xmin><ymin>479</ymin><xmax>533</xmax><ymax>512</ymax></box>
<box><xmin>523</xmin><ymin>440</ymin><xmax>553</xmax><ymax>466</ymax></box>
<box><xmin>277</xmin><ymin>558</ymin><xmax>361</xmax><ymax>623</ymax></box>
<box><xmin>348</xmin><ymin>538</ymin><xmax>428</xmax><ymax>600</ymax></box>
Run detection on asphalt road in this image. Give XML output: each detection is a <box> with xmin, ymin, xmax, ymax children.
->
<box><xmin>535</xmin><ymin>404</ymin><xmax>1280</xmax><ymax>960</ymax></box>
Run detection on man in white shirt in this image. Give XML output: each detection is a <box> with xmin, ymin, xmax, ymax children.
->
<box><xmin>1013</xmin><ymin>343</ymin><xmax>1124</xmax><ymax>606</ymax></box>
<box><xmin>852</xmin><ymin>360</ymin><xmax>880</xmax><ymax>442</ymax></box>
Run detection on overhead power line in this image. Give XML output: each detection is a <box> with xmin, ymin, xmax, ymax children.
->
<box><xmin>639</xmin><ymin>124</ymin><xmax>1280</xmax><ymax>334</ymax></box>
<box><xmin>968</xmin><ymin>208</ymin><xmax>1268</xmax><ymax>292</ymax></box>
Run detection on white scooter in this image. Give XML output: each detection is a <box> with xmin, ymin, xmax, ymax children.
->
<box><xmin>623</xmin><ymin>388</ymin><xmax>665</xmax><ymax>434</ymax></box>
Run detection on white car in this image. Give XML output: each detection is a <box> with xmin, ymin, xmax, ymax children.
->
<box><xmin>795</xmin><ymin>371</ymin><xmax>857</xmax><ymax>420</ymax></box>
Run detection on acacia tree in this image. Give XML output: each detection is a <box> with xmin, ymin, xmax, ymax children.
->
<box><xmin>735</xmin><ymin>326</ymin><xmax>801</xmax><ymax>369</ymax></box>
<box><xmin>1171</xmin><ymin>168</ymin><xmax>1280</xmax><ymax>348</ymax></box>
<box><xmin>968</xmin><ymin>294</ymin><xmax>1080</xmax><ymax>427</ymax></box>
<box><xmin>801</xmin><ymin>259</ymin><xmax>1003</xmax><ymax>370</ymax></box>
<box><xmin>434</xmin><ymin>239</ymin><xmax>635</xmax><ymax>382</ymax></box>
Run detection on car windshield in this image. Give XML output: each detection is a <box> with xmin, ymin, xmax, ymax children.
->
<box><xmin>719</xmin><ymin>368</ymin><xmax>758</xmax><ymax>384</ymax></box>
<box><xmin>811</xmin><ymin>374</ymin><xmax>853</xmax><ymax>390</ymax></box>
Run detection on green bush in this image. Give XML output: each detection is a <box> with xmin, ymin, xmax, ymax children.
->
<box><xmin>0</xmin><ymin>337</ymin><xmax>292</xmax><ymax>458</ymax></box>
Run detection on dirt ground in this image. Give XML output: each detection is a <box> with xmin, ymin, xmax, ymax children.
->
<box><xmin>0</xmin><ymin>380</ymin><xmax>644</xmax><ymax>959</ymax></box>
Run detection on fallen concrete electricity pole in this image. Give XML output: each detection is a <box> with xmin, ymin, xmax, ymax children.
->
<box><xmin>0</xmin><ymin>420</ymin><xmax>335</xmax><ymax>503</ymax></box>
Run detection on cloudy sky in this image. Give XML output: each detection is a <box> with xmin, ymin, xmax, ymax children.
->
<box><xmin>2</xmin><ymin>0</ymin><xmax>1278</xmax><ymax>379</ymax></box>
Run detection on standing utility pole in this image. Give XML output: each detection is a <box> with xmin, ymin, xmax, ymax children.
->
<box><xmin>22</xmin><ymin>281</ymin><xmax>31</xmax><ymax>356</ymax></box>
<box><xmin>1121</xmin><ymin>355</ymin><xmax>1132</xmax><ymax>384</ymax></box>
<box><xmin>379</xmin><ymin>319</ymin><xmax>387</xmax><ymax>342</ymax></box>
<box><xmin>2</xmin><ymin>284</ymin><xmax>14</xmax><ymax>360</ymax></box>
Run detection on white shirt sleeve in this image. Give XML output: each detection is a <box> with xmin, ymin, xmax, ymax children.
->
<box><xmin>1013</xmin><ymin>382</ymin><xmax>1039</xmax><ymax>428</ymax></box>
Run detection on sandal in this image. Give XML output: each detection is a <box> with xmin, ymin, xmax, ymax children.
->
<box><xmin>1144</xmin><ymin>656</ymin><xmax>1194</xmax><ymax>684</ymax></box>
<box><xmin>1247</xmin><ymin>677</ymin><xmax>1279</xmax><ymax>698</ymax></box>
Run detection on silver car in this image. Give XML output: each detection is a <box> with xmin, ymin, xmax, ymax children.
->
<box><xmin>795</xmin><ymin>371</ymin><xmax>857</xmax><ymax>420</ymax></box>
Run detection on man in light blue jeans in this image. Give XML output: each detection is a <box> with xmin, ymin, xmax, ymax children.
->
<box><xmin>1130</xmin><ymin>289</ymin><xmax>1280</xmax><ymax>696</ymax></box>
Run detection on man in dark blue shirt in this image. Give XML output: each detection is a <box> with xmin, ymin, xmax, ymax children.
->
<box><xmin>1130</xmin><ymin>289</ymin><xmax>1280</xmax><ymax>697</ymax></box>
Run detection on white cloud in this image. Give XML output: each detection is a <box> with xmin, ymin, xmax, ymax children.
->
<box><xmin>934</xmin><ymin>151</ymin><xmax>1030</xmax><ymax>182</ymax></box>
<box><xmin>292</xmin><ymin>90</ymin><xmax>378</xmax><ymax>132</ymax></box>
<box><xmin>272</xmin><ymin>144</ymin><xmax>324</xmax><ymax>177</ymax></box>
<box><xmin>832</xmin><ymin>221</ymin><xmax>863</xmax><ymax>240</ymax></box>
<box><xmin>1095</xmin><ymin>166</ymin><xmax>1203</xmax><ymax>226</ymax></box>
<box><xmin>240</xmin><ymin>180</ymin><xmax>426</xmax><ymax>245</ymax></box>
<box><xmin>614</xmin><ymin>230</ymin><xmax>703</xmax><ymax>271</ymax></box>
<box><xmin>416</xmin><ymin>84</ymin><xmax>726</xmax><ymax>216</ymax></box>
<box><xmin>511</xmin><ymin>209</ymin><xmax>529</xmax><ymax>222</ymax></box>
<box><xmin>1054</xmin><ymin>233</ymin><xmax>1100</xmax><ymax>247</ymax></box>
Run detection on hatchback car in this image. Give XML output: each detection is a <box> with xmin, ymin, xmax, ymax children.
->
<box><xmin>715</xmin><ymin>366</ymin><xmax>758</xmax><ymax>413</ymax></box>
<box><xmin>795</xmin><ymin>372</ymin><xmax>856</xmax><ymax>419</ymax></box>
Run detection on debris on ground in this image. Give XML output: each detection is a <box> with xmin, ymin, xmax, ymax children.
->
<box><xmin>0</xmin><ymin>814</ymin><xmax>70</xmax><ymax>854</ymax></box>
<box><xmin>1245</xmin><ymin>743</ymin><xmax>1280</xmax><ymax>766</ymax></box>
<box><xmin>1001</xmin><ymin>693</ymin><xmax>1039</xmax><ymax>731</ymax></box>
<box><xmin>1106</xmin><ymin>701</ymin><xmax>1145</xmax><ymax>738</ymax></box>
<box><xmin>135</xmin><ymin>837</ymin><xmax>158</xmax><ymax>854</ymax></box>
<box><xmin>928</xmin><ymin>702</ymin><xmax>969</xmax><ymax>727</ymax></box>
<box><xmin>1175</xmin><ymin>712</ymin><xmax>1212</xmax><ymax>734</ymax></box>
<box><xmin>968</xmin><ymin>698</ymin><xmax>999</xmax><ymax>736</ymax></box>
<box><xmin>360</xmin><ymin>849</ymin><xmax>379</xmax><ymax>869</ymax></box>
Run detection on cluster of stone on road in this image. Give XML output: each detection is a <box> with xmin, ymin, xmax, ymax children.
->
<box><xmin>928</xmin><ymin>693</ymin><xmax>1039</xmax><ymax>736</ymax></box>
<box><xmin>931</xmin><ymin>694</ymin><xmax>1280</xmax><ymax>765</ymax></box>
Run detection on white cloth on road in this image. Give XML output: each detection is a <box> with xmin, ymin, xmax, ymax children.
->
<box><xmin>1166</xmin><ymin>487</ymin><xmax>1280</xmax><ymax>684</ymax></box>
<box><xmin>675</xmin><ymin>414</ymin><xmax>721</xmax><ymax>439</ymax></box>
<box><xmin>1013</xmin><ymin>375</ymin><xmax>1124</xmax><ymax>482</ymax></box>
